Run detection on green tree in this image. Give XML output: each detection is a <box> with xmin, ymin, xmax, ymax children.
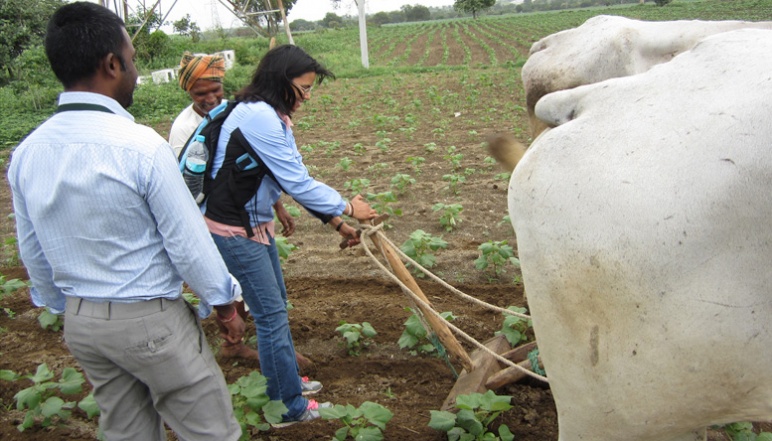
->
<box><xmin>370</xmin><ymin>11</ymin><xmax>391</xmax><ymax>26</ymax></box>
<box><xmin>226</xmin><ymin>0</ymin><xmax>298</xmax><ymax>37</ymax></box>
<box><xmin>0</xmin><ymin>0</ymin><xmax>65</xmax><ymax>85</ymax></box>
<box><xmin>453</xmin><ymin>0</ymin><xmax>496</xmax><ymax>18</ymax></box>
<box><xmin>172</xmin><ymin>14</ymin><xmax>201</xmax><ymax>41</ymax></box>
<box><xmin>321</xmin><ymin>12</ymin><xmax>343</xmax><ymax>28</ymax></box>
<box><xmin>289</xmin><ymin>18</ymin><xmax>316</xmax><ymax>32</ymax></box>
<box><xmin>402</xmin><ymin>4</ymin><xmax>431</xmax><ymax>22</ymax></box>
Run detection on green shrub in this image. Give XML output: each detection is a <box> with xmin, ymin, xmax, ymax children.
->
<box><xmin>429</xmin><ymin>390</ymin><xmax>514</xmax><ymax>441</ymax></box>
<box><xmin>400</xmin><ymin>230</ymin><xmax>447</xmax><ymax>278</ymax></box>
<box><xmin>320</xmin><ymin>401</ymin><xmax>394</xmax><ymax>441</ymax></box>
<box><xmin>335</xmin><ymin>321</ymin><xmax>377</xmax><ymax>356</ymax></box>
<box><xmin>6</xmin><ymin>363</ymin><xmax>99</xmax><ymax>431</ymax></box>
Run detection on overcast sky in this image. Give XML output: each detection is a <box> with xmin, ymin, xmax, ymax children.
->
<box><xmin>145</xmin><ymin>0</ymin><xmax>457</xmax><ymax>31</ymax></box>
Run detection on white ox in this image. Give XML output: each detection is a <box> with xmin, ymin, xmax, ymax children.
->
<box><xmin>522</xmin><ymin>15</ymin><xmax>772</xmax><ymax>136</ymax></box>
<box><xmin>508</xmin><ymin>29</ymin><xmax>772</xmax><ymax>441</ymax></box>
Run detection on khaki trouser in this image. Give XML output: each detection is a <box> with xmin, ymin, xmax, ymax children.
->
<box><xmin>64</xmin><ymin>296</ymin><xmax>241</xmax><ymax>441</ymax></box>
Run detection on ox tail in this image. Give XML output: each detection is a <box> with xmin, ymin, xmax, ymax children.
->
<box><xmin>486</xmin><ymin>133</ymin><xmax>527</xmax><ymax>172</ymax></box>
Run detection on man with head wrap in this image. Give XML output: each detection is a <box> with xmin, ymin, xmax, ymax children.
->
<box><xmin>169</xmin><ymin>52</ymin><xmax>226</xmax><ymax>157</ymax></box>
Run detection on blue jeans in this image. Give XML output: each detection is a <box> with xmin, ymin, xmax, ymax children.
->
<box><xmin>211</xmin><ymin>233</ymin><xmax>306</xmax><ymax>420</ymax></box>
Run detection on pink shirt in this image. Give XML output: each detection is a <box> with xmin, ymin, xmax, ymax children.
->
<box><xmin>205</xmin><ymin>216</ymin><xmax>275</xmax><ymax>246</ymax></box>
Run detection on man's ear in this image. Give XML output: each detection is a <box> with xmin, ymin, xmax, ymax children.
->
<box><xmin>102</xmin><ymin>52</ymin><xmax>120</xmax><ymax>79</ymax></box>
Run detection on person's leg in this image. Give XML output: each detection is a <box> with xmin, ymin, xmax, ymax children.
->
<box><xmin>64</xmin><ymin>306</ymin><xmax>166</xmax><ymax>441</ymax></box>
<box><xmin>212</xmin><ymin>234</ymin><xmax>307</xmax><ymax>419</ymax></box>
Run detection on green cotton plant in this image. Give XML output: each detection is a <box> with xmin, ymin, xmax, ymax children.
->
<box><xmin>274</xmin><ymin>236</ymin><xmax>298</xmax><ymax>263</ymax></box>
<box><xmin>495</xmin><ymin>306</ymin><xmax>532</xmax><ymax>347</ymax></box>
<box><xmin>400</xmin><ymin>230</ymin><xmax>448</xmax><ymax>278</ymax></box>
<box><xmin>0</xmin><ymin>274</ymin><xmax>27</xmax><ymax>296</ymax></box>
<box><xmin>721</xmin><ymin>422</ymin><xmax>772</xmax><ymax>441</ymax></box>
<box><xmin>390</xmin><ymin>173</ymin><xmax>415</xmax><ymax>194</ymax></box>
<box><xmin>442</xmin><ymin>173</ymin><xmax>466</xmax><ymax>195</ymax></box>
<box><xmin>338</xmin><ymin>157</ymin><xmax>353</xmax><ymax>171</ymax></box>
<box><xmin>474</xmin><ymin>240</ymin><xmax>520</xmax><ymax>276</ymax></box>
<box><xmin>319</xmin><ymin>401</ymin><xmax>394</xmax><ymax>441</ymax></box>
<box><xmin>343</xmin><ymin>178</ymin><xmax>371</xmax><ymax>196</ymax></box>
<box><xmin>228</xmin><ymin>371</ymin><xmax>288</xmax><ymax>438</ymax></box>
<box><xmin>335</xmin><ymin>322</ymin><xmax>377</xmax><ymax>356</ymax></box>
<box><xmin>366</xmin><ymin>191</ymin><xmax>402</xmax><ymax>220</ymax></box>
<box><xmin>406</xmin><ymin>156</ymin><xmax>425</xmax><ymax>174</ymax></box>
<box><xmin>429</xmin><ymin>390</ymin><xmax>514</xmax><ymax>441</ymax></box>
<box><xmin>38</xmin><ymin>308</ymin><xmax>64</xmax><ymax>332</ymax></box>
<box><xmin>432</xmin><ymin>203</ymin><xmax>464</xmax><ymax>232</ymax></box>
<box><xmin>7</xmin><ymin>363</ymin><xmax>100</xmax><ymax>431</ymax></box>
<box><xmin>398</xmin><ymin>308</ymin><xmax>456</xmax><ymax>355</ymax></box>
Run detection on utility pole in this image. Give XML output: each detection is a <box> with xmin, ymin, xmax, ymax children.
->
<box><xmin>276</xmin><ymin>0</ymin><xmax>295</xmax><ymax>45</ymax></box>
<box><xmin>356</xmin><ymin>0</ymin><xmax>369</xmax><ymax>68</ymax></box>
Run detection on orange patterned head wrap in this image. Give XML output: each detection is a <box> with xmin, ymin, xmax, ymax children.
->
<box><xmin>178</xmin><ymin>52</ymin><xmax>225</xmax><ymax>91</ymax></box>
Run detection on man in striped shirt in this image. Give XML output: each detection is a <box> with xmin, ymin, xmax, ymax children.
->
<box><xmin>8</xmin><ymin>3</ymin><xmax>244</xmax><ymax>440</ymax></box>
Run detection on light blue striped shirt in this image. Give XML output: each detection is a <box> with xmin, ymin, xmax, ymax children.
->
<box><xmin>8</xmin><ymin>92</ymin><xmax>238</xmax><ymax>317</ymax></box>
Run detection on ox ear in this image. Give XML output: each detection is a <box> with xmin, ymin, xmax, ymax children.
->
<box><xmin>486</xmin><ymin>133</ymin><xmax>526</xmax><ymax>172</ymax></box>
<box><xmin>533</xmin><ymin>86</ymin><xmax>589</xmax><ymax>127</ymax></box>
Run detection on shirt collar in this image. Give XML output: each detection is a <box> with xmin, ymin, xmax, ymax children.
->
<box><xmin>57</xmin><ymin>91</ymin><xmax>135</xmax><ymax>122</ymax></box>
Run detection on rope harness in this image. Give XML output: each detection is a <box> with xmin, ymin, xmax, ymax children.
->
<box><xmin>354</xmin><ymin>223</ymin><xmax>548</xmax><ymax>383</ymax></box>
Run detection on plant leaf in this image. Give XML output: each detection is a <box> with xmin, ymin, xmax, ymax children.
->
<box><xmin>40</xmin><ymin>396</ymin><xmax>65</xmax><ymax>418</ymax></box>
<box><xmin>456</xmin><ymin>408</ymin><xmax>484</xmax><ymax>435</ymax></box>
<box><xmin>78</xmin><ymin>393</ymin><xmax>100</xmax><ymax>419</ymax></box>
<box><xmin>360</xmin><ymin>401</ymin><xmax>393</xmax><ymax>429</ymax></box>
<box><xmin>261</xmin><ymin>400</ymin><xmax>288</xmax><ymax>424</ymax></box>
<box><xmin>30</xmin><ymin>363</ymin><xmax>53</xmax><ymax>383</ymax></box>
<box><xmin>0</xmin><ymin>369</ymin><xmax>19</xmax><ymax>381</ymax></box>
<box><xmin>428</xmin><ymin>409</ymin><xmax>456</xmax><ymax>431</ymax></box>
<box><xmin>355</xmin><ymin>425</ymin><xmax>384</xmax><ymax>441</ymax></box>
<box><xmin>59</xmin><ymin>367</ymin><xmax>84</xmax><ymax>395</ymax></box>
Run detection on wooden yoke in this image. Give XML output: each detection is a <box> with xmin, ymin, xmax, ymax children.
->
<box><xmin>361</xmin><ymin>220</ymin><xmax>474</xmax><ymax>372</ymax></box>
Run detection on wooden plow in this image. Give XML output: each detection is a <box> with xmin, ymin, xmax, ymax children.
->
<box><xmin>349</xmin><ymin>216</ymin><xmax>548</xmax><ymax>410</ymax></box>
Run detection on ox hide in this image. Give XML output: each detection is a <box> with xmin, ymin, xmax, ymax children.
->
<box><xmin>522</xmin><ymin>15</ymin><xmax>772</xmax><ymax>136</ymax></box>
<box><xmin>510</xmin><ymin>29</ymin><xmax>772</xmax><ymax>441</ymax></box>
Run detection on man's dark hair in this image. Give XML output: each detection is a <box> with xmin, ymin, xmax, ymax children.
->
<box><xmin>45</xmin><ymin>2</ymin><xmax>127</xmax><ymax>88</ymax></box>
<box><xmin>234</xmin><ymin>44</ymin><xmax>335</xmax><ymax>116</ymax></box>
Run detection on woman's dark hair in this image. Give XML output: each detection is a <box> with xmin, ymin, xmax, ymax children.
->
<box><xmin>45</xmin><ymin>2</ymin><xmax>127</xmax><ymax>88</ymax></box>
<box><xmin>235</xmin><ymin>44</ymin><xmax>335</xmax><ymax>116</ymax></box>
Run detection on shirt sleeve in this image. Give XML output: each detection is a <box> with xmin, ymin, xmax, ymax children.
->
<box><xmin>8</xmin><ymin>170</ymin><xmax>65</xmax><ymax>314</ymax></box>
<box><xmin>239</xmin><ymin>110</ymin><xmax>347</xmax><ymax>219</ymax></box>
<box><xmin>168</xmin><ymin>119</ymin><xmax>190</xmax><ymax>159</ymax></box>
<box><xmin>143</xmin><ymin>142</ymin><xmax>240</xmax><ymax>317</ymax></box>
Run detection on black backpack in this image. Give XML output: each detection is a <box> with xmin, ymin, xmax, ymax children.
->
<box><xmin>177</xmin><ymin>101</ymin><xmax>277</xmax><ymax>237</ymax></box>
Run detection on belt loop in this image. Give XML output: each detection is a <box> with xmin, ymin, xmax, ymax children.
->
<box><xmin>160</xmin><ymin>298</ymin><xmax>166</xmax><ymax>311</ymax></box>
<box><xmin>75</xmin><ymin>298</ymin><xmax>83</xmax><ymax>315</ymax></box>
<box><xmin>107</xmin><ymin>302</ymin><xmax>112</xmax><ymax>320</ymax></box>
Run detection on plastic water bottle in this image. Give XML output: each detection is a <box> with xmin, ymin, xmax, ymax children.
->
<box><xmin>183</xmin><ymin>135</ymin><xmax>207</xmax><ymax>204</ymax></box>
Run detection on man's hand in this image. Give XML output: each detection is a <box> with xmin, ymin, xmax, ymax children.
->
<box><xmin>274</xmin><ymin>201</ymin><xmax>295</xmax><ymax>237</ymax></box>
<box><xmin>214</xmin><ymin>304</ymin><xmax>246</xmax><ymax>344</ymax></box>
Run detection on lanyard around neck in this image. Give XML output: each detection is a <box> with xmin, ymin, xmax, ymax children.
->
<box><xmin>56</xmin><ymin>103</ymin><xmax>114</xmax><ymax>114</ymax></box>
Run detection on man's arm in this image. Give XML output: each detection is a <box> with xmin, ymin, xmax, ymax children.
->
<box><xmin>9</xmin><ymin>177</ymin><xmax>65</xmax><ymax>313</ymax></box>
<box><xmin>143</xmin><ymin>142</ymin><xmax>241</xmax><ymax>317</ymax></box>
